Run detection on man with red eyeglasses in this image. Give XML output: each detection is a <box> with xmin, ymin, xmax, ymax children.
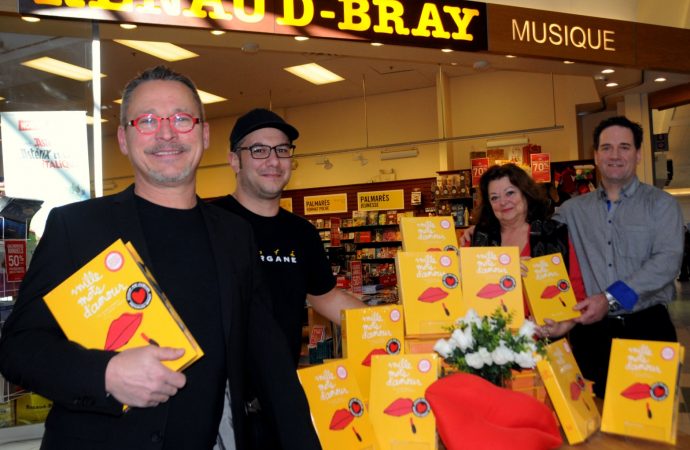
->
<box><xmin>0</xmin><ymin>66</ymin><xmax>319</xmax><ymax>450</ymax></box>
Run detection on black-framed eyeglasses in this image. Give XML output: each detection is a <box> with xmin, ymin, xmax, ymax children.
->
<box><xmin>236</xmin><ymin>144</ymin><xmax>296</xmax><ymax>159</ymax></box>
<box><xmin>126</xmin><ymin>113</ymin><xmax>201</xmax><ymax>135</ymax></box>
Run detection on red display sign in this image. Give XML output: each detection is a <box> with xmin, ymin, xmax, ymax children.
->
<box><xmin>4</xmin><ymin>240</ymin><xmax>27</xmax><ymax>282</ymax></box>
<box><xmin>530</xmin><ymin>153</ymin><xmax>551</xmax><ymax>183</ymax></box>
<box><xmin>350</xmin><ymin>260</ymin><xmax>363</xmax><ymax>295</ymax></box>
<box><xmin>470</xmin><ymin>157</ymin><xmax>490</xmax><ymax>187</ymax></box>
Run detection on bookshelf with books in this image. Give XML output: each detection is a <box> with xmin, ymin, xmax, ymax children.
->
<box><xmin>432</xmin><ymin>170</ymin><xmax>474</xmax><ymax>228</ymax></box>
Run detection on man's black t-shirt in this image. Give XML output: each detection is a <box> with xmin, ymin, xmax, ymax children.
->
<box><xmin>212</xmin><ymin>195</ymin><xmax>336</xmax><ymax>364</ymax></box>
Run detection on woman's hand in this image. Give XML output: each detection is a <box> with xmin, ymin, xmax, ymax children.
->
<box><xmin>535</xmin><ymin>318</ymin><xmax>575</xmax><ymax>339</ymax></box>
<box><xmin>519</xmin><ymin>256</ymin><xmax>531</xmax><ymax>278</ymax></box>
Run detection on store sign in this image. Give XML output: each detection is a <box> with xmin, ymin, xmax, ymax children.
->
<box><xmin>357</xmin><ymin>189</ymin><xmax>404</xmax><ymax>211</ymax></box>
<box><xmin>487</xmin><ymin>4</ymin><xmax>636</xmax><ymax>66</ymax></box>
<box><xmin>19</xmin><ymin>0</ymin><xmax>488</xmax><ymax>52</ymax></box>
<box><xmin>0</xmin><ymin>111</ymin><xmax>90</xmax><ymax>238</ymax></box>
<box><xmin>530</xmin><ymin>153</ymin><xmax>551</xmax><ymax>183</ymax></box>
<box><xmin>3</xmin><ymin>240</ymin><xmax>27</xmax><ymax>283</ymax></box>
<box><xmin>304</xmin><ymin>193</ymin><xmax>348</xmax><ymax>215</ymax></box>
<box><xmin>470</xmin><ymin>157</ymin><xmax>489</xmax><ymax>187</ymax></box>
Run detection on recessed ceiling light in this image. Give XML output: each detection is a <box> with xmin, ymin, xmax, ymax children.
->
<box><xmin>210</xmin><ymin>30</ymin><xmax>226</xmax><ymax>36</ymax></box>
<box><xmin>593</xmin><ymin>74</ymin><xmax>607</xmax><ymax>81</ymax></box>
<box><xmin>284</xmin><ymin>63</ymin><xmax>344</xmax><ymax>85</ymax></box>
<box><xmin>563</xmin><ymin>60</ymin><xmax>575</xmax><ymax>64</ymax></box>
<box><xmin>606</xmin><ymin>82</ymin><xmax>618</xmax><ymax>87</ymax></box>
<box><xmin>113</xmin><ymin>98</ymin><xmax>122</xmax><ymax>104</ymax></box>
<box><xmin>450</xmin><ymin>62</ymin><xmax>458</xmax><ymax>66</ymax></box>
<box><xmin>294</xmin><ymin>36</ymin><xmax>309</xmax><ymax>41</ymax></box>
<box><xmin>113</xmin><ymin>39</ymin><xmax>198</xmax><ymax>61</ymax></box>
<box><xmin>21</xmin><ymin>16</ymin><xmax>40</xmax><ymax>23</ymax></box>
<box><xmin>654</xmin><ymin>77</ymin><xmax>667</xmax><ymax>83</ymax></box>
<box><xmin>21</xmin><ymin>57</ymin><xmax>105</xmax><ymax>81</ymax></box>
<box><xmin>441</xmin><ymin>48</ymin><xmax>453</xmax><ymax>53</ymax></box>
<box><xmin>197</xmin><ymin>89</ymin><xmax>226</xmax><ymax>104</ymax></box>
<box><xmin>0</xmin><ymin>96</ymin><xmax>5</xmax><ymax>101</ymax></box>
<box><xmin>602</xmin><ymin>68</ymin><xmax>615</xmax><ymax>74</ymax></box>
<box><xmin>86</xmin><ymin>115</ymin><xmax>108</xmax><ymax>125</ymax></box>
<box><xmin>120</xmin><ymin>23</ymin><xmax>137</xmax><ymax>30</ymax></box>
<box><xmin>505</xmin><ymin>54</ymin><xmax>516</xmax><ymax>58</ymax></box>
<box><xmin>370</xmin><ymin>42</ymin><xmax>384</xmax><ymax>47</ymax></box>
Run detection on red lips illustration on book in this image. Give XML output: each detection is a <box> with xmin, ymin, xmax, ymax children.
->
<box><xmin>329</xmin><ymin>398</ymin><xmax>365</xmax><ymax>441</ymax></box>
<box><xmin>476</xmin><ymin>275</ymin><xmax>516</xmax><ymax>312</ymax></box>
<box><xmin>383</xmin><ymin>397</ymin><xmax>431</xmax><ymax>434</ymax></box>
<box><xmin>361</xmin><ymin>338</ymin><xmax>402</xmax><ymax>366</ymax></box>
<box><xmin>540</xmin><ymin>279</ymin><xmax>570</xmax><ymax>307</ymax></box>
<box><xmin>569</xmin><ymin>374</ymin><xmax>591</xmax><ymax>411</ymax></box>
<box><xmin>620</xmin><ymin>381</ymin><xmax>669</xmax><ymax>419</ymax></box>
<box><xmin>104</xmin><ymin>312</ymin><xmax>142</xmax><ymax>351</ymax></box>
<box><xmin>418</xmin><ymin>273</ymin><xmax>459</xmax><ymax>316</ymax></box>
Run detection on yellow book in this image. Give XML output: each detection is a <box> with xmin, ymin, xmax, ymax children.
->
<box><xmin>369</xmin><ymin>353</ymin><xmax>439</xmax><ymax>450</ymax></box>
<box><xmin>459</xmin><ymin>247</ymin><xmax>524</xmax><ymax>328</ymax></box>
<box><xmin>43</xmin><ymin>239</ymin><xmax>203</xmax><ymax>372</ymax></box>
<box><xmin>298</xmin><ymin>360</ymin><xmax>379</xmax><ymax>449</ymax></box>
<box><xmin>601</xmin><ymin>339</ymin><xmax>684</xmax><ymax>445</ymax></box>
<box><xmin>341</xmin><ymin>305</ymin><xmax>406</xmax><ymax>403</ymax></box>
<box><xmin>399</xmin><ymin>216</ymin><xmax>458</xmax><ymax>252</ymax></box>
<box><xmin>536</xmin><ymin>339</ymin><xmax>600</xmax><ymax>444</ymax></box>
<box><xmin>522</xmin><ymin>253</ymin><xmax>581</xmax><ymax>325</ymax></box>
<box><xmin>396</xmin><ymin>251</ymin><xmax>463</xmax><ymax>335</ymax></box>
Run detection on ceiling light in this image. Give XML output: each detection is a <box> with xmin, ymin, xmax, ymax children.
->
<box><xmin>0</xmin><ymin>96</ymin><xmax>4</xmax><ymax>101</ymax></box>
<box><xmin>380</xmin><ymin>148</ymin><xmax>419</xmax><ymax>160</ymax></box>
<box><xmin>294</xmin><ymin>36</ymin><xmax>310</xmax><ymax>41</ymax></box>
<box><xmin>601</xmin><ymin>68</ymin><xmax>615</xmax><ymax>74</ymax></box>
<box><xmin>113</xmin><ymin>39</ymin><xmax>198</xmax><ymax>61</ymax></box>
<box><xmin>654</xmin><ymin>77</ymin><xmax>667</xmax><ymax>83</ymax></box>
<box><xmin>86</xmin><ymin>115</ymin><xmax>108</xmax><ymax>124</ymax></box>
<box><xmin>21</xmin><ymin>16</ymin><xmax>40</xmax><ymax>23</ymax></box>
<box><xmin>593</xmin><ymin>74</ymin><xmax>607</xmax><ymax>81</ymax></box>
<box><xmin>606</xmin><ymin>82</ymin><xmax>619</xmax><ymax>87</ymax></box>
<box><xmin>505</xmin><ymin>55</ymin><xmax>516</xmax><ymax>58</ymax></box>
<box><xmin>21</xmin><ymin>57</ymin><xmax>105</xmax><ymax>81</ymax></box>
<box><xmin>441</xmin><ymin>48</ymin><xmax>453</xmax><ymax>53</ymax></box>
<box><xmin>210</xmin><ymin>30</ymin><xmax>226</xmax><ymax>36</ymax></box>
<box><xmin>197</xmin><ymin>89</ymin><xmax>226</xmax><ymax>104</ymax></box>
<box><xmin>113</xmin><ymin>91</ymin><xmax>224</xmax><ymax>105</ymax></box>
<box><xmin>370</xmin><ymin>42</ymin><xmax>384</xmax><ymax>47</ymax></box>
<box><xmin>486</xmin><ymin>137</ymin><xmax>528</xmax><ymax>148</ymax></box>
<box><xmin>284</xmin><ymin>63</ymin><xmax>344</xmax><ymax>85</ymax></box>
<box><xmin>120</xmin><ymin>23</ymin><xmax>137</xmax><ymax>30</ymax></box>
<box><xmin>563</xmin><ymin>60</ymin><xmax>575</xmax><ymax>64</ymax></box>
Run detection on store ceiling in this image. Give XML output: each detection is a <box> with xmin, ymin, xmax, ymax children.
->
<box><xmin>1</xmin><ymin>14</ymin><xmax>690</xmax><ymax>138</ymax></box>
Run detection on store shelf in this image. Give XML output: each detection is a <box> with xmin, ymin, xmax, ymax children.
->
<box><xmin>340</xmin><ymin>224</ymin><xmax>399</xmax><ymax>232</ymax></box>
<box><xmin>357</xmin><ymin>258</ymin><xmax>395</xmax><ymax>263</ymax></box>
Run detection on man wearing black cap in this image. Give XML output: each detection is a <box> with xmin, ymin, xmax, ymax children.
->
<box><xmin>212</xmin><ymin>108</ymin><xmax>362</xmax><ymax>448</ymax></box>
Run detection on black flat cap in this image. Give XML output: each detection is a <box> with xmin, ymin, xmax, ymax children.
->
<box><xmin>230</xmin><ymin>108</ymin><xmax>299</xmax><ymax>149</ymax></box>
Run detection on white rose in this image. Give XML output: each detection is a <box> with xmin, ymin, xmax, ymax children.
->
<box><xmin>450</xmin><ymin>327</ymin><xmax>474</xmax><ymax>352</ymax></box>
<box><xmin>464</xmin><ymin>309</ymin><xmax>482</xmax><ymax>326</ymax></box>
<box><xmin>515</xmin><ymin>351</ymin><xmax>537</xmax><ymax>368</ymax></box>
<box><xmin>433</xmin><ymin>339</ymin><xmax>454</xmax><ymax>358</ymax></box>
<box><xmin>477</xmin><ymin>347</ymin><xmax>493</xmax><ymax>366</ymax></box>
<box><xmin>491</xmin><ymin>343</ymin><xmax>515</xmax><ymax>366</ymax></box>
<box><xmin>465</xmin><ymin>351</ymin><xmax>484</xmax><ymax>369</ymax></box>
<box><xmin>519</xmin><ymin>319</ymin><xmax>537</xmax><ymax>338</ymax></box>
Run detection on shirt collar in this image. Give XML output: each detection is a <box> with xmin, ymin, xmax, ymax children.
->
<box><xmin>597</xmin><ymin>176</ymin><xmax>640</xmax><ymax>201</ymax></box>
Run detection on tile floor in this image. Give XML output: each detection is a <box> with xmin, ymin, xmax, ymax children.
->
<box><xmin>2</xmin><ymin>281</ymin><xmax>690</xmax><ymax>449</ymax></box>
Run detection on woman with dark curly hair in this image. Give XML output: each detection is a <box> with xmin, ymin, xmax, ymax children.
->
<box><xmin>470</xmin><ymin>163</ymin><xmax>585</xmax><ymax>337</ymax></box>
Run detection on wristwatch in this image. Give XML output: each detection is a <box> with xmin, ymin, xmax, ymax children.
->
<box><xmin>604</xmin><ymin>291</ymin><xmax>620</xmax><ymax>313</ymax></box>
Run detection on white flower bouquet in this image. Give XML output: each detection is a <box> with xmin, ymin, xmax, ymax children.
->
<box><xmin>433</xmin><ymin>307</ymin><xmax>546</xmax><ymax>386</ymax></box>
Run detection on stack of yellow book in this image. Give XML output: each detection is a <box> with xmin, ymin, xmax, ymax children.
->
<box><xmin>43</xmin><ymin>239</ymin><xmax>203</xmax><ymax>372</ymax></box>
<box><xmin>522</xmin><ymin>253</ymin><xmax>580</xmax><ymax>325</ymax></box>
<box><xmin>398</xmin><ymin>216</ymin><xmax>458</xmax><ymax>252</ymax></box>
<box><xmin>459</xmin><ymin>246</ymin><xmax>524</xmax><ymax>328</ymax></box>
<box><xmin>369</xmin><ymin>353</ymin><xmax>439</xmax><ymax>449</ymax></box>
<box><xmin>601</xmin><ymin>338</ymin><xmax>684</xmax><ymax>445</ymax></box>
<box><xmin>396</xmin><ymin>251</ymin><xmax>463</xmax><ymax>335</ymax></box>
<box><xmin>341</xmin><ymin>304</ymin><xmax>406</xmax><ymax>403</ymax></box>
<box><xmin>537</xmin><ymin>338</ymin><xmax>600</xmax><ymax>444</ymax></box>
<box><xmin>298</xmin><ymin>360</ymin><xmax>379</xmax><ymax>449</ymax></box>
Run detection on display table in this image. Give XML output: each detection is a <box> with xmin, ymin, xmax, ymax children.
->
<box><xmin>564</xmin><ymin>430</ymin><xmax>690</xmax><ymax>449</ymax></box>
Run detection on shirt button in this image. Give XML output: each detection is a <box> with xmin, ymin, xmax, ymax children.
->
<box><xmin>608</xmin><ymin>263</ymin><xmax>612</xmax><ymax>267</ymax></box>
<box><xmin>151</xmin><ymin>431</ymin><xmax>163</xmax><ymax>443</ymax></box>
<box><xmin>608</xmin><ymin>241</ymin><xmax>611</xmax><ymax>245</ymax></box>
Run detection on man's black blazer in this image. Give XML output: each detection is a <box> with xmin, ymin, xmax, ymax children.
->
<box><xmin>0</xmin><ymin>185</ymin><xmax>320</xmax><ymax>450</ymax></box>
